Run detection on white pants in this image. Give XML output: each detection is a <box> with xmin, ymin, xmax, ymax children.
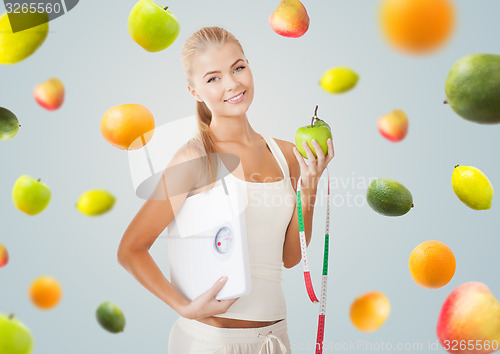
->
<box><xmin>168</xmin><ymin>316</ymin><xmax>291</xmax><ymax>354</ymax></box>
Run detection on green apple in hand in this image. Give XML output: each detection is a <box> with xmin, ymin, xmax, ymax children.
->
<box><xmin>127</xmin><ymin>0</ymin><xmax>180</xmax><ymax>52</ymax></box>
<box><xmin>12</xmin><ymin>175</ymin><xmax>51</xmax><ymax>215</ymax></box>
<box><xmin>0</xmin><ymin>313</ymin><xmax>34</xmax><ymax>354</ymax></box>
<box><xmin>295</xmin><ymin>105</ymin><xmax>333</xmax><ymax>159</ymax></box>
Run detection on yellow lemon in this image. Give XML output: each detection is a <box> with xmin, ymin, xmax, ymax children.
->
<box><xmin>451</xmin><ymin>165</ymin><xmax>493</xmax><ymax>210</ymax></box>
<box><xmin>0</xmin><ymin>11</ymin><xmax>49</xmax><ymax>65</ymax></box>
<box><xmin>76</xmin><ymin>190</ymin><xmax>116</xmax><ymax>216</ymax></box>
<box><xmin>319</xmin><ymin>67</ymin><xmax>359</xmax><ymax>94</ymax></box>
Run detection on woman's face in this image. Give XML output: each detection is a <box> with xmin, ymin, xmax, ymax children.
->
<box><xmin>188</xmin><ymin>41</ymin><xmax>254</xmax><ymax>118</ymax></box>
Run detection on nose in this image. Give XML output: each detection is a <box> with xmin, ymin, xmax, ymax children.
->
<box><xmin>224</xmin><ymin>75</ymin><xmax>238</xmax><ymax>92</ymax></box>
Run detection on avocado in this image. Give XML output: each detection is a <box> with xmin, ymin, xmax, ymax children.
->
<box><xmin>445</xmin><ymin>53</ymin><xmax>500</xmax><ymax>124</ymax></box>
<box><xmin>366</xmin><ymin>178</ymin><xmax>413</xmax><ymax>217</ymax></box>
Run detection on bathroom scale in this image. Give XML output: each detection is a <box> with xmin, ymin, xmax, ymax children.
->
<box><xmin>126</xmin><ymin>115</ymin><xmax>251</xmax><ymax>301</ymax></box>
<box><xmin>166</xmin><ymin>163</ymin><xmax>251</xmax><ymax>301</ymax></box>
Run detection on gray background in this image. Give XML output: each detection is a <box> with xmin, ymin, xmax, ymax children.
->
<box><xmin>1</xmin><ymin>0</ymin><xmax>500</xmax><ymax>353</ymax></box>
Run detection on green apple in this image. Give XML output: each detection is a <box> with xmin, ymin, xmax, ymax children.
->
<box><xmin>0</xmin><ymin>106</ymin><xmax>20</xmax><ymax>141</ymax></box>
<box><xmin>0</xmin><ymin>313</ymin><xmax>34</xmax><ymax>354</ymax></box>
<box><xmin>295</xmin><ymin>105</ymin><xmax>333</xmax><ymax>159</ymax></box>
<box><xmin>12</xmin><ymin>175</ymin><xmax>51</xmax><ymax>215</ymax></box>
<box><xmin>127</xmin><ymin>0</ymin><xmax>180</xmax><ymax>53</ymax></box>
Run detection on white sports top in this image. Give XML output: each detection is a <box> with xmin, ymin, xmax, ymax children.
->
<box><xmin>212</xmin><ymin>135</ymin><xmax>296</xmax><ymax>321</ymax></box>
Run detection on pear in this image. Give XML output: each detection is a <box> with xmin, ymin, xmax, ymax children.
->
<box><xmin>269</xmin><ymin>0</ymin><xmax>310</xmax><ymax>38</ymax></box>
<box><xmin>0</xmin><ymin>12</ymin><xmax>49</xmax><ymax>65</ymax></box>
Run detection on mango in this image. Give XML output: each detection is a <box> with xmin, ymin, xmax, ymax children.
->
<box><xmin>445</xmin><ymin>53</ymin><xmax>500</xmax><ymax>124</ymax></box>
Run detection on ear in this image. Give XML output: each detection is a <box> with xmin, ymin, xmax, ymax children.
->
<box><xmin>187</xmin><ymin>84</ymin><xmax>203</xmax><ymax>103</ymax></box>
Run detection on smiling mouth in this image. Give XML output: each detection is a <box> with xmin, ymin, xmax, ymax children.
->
<box><xmin>224</xmin><ymin>91</ymin><xmax>246</xmax><ymax>102</ymax></box>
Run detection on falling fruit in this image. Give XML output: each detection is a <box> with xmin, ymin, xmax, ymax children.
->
<box><xmin>96</xmin><ymin>301</ymin><xmax>126</xmax><ymax>333</ymax></box>
<box><xmin>0</xmin><ymin>313</ymin><xmax>34</xmax><ymax>354</ymax></box>
<box><xmin>100</xmin><ymin>104</ymin><xmax>155</xmax><ymax>150</ymax></box>
<box><xmin>76</xmin><ymin>190</ymin><xmax>116</xmax><ymax>216</ymax></box>
<box><xmin>377</xmin><ymin>109</ymin><xmax>408</xmax><ymax>142</ymax></box>
<box><xmin>451</xmin><ymin>165</ymin><xmax>494</xmax><ymax>210</ymax></box>
<box><xmin>127</xmin><ymin>0</ymin><xmax>181</xmax><ymax>52</ymax></box>
<box><xmin>409</xmin><ymin>240</ymin><xmax>456</xmax><ymax>289</ymax></box>
<box><xmin>366</xmin><ymin>178</ymin><xmax>413</xmax><ymax>216</ymax></box>
<box><xmin>437</xmin><ymin>282</ymin><xmax>500</xmax><ymax>354</ymax></box>
<box><xmin>0</xmin><ymin>11</ymin><xmax>49</xmax><ymax>65</ymax></box>
<box><xmin>12</xmin><ymin>175</ymin><xmax>51</xmax><ymax>215</ymax></box>
<box><xmin>319</xmin><ymin>67</ymin><xmax>359</xmax><ymax>94</ymax></box>
<box><xmin>29</xmin><ymin>275</ymin><xmax>62</xmax><ymax>310</ymax></box>
<box><xmin>269</xmin><ymin>0</ymin><xmax>310</xmax><ymax>38</ymax></box>
<box><xmin>445</xmin><ymin>53</ymin><xmax>500</xmax><ymax>124</ymax></box>
<box><xmin>379</xmin><ymin>0</ymin><xmax>455</xmax><ymax>55</ymax></box>
<box><xmin>350</xmin><ymin>291</ymin><xmax>391</xmax><ymax>332</ymax></box>
<box><xmin>0</xmin><ymin>243</ymin><xmax>9</xmax><ymax>267</ymax></box>
<box><xmin>0</xmin><ymin>106</ymin><xmax>20</xmax><ymax>141</ymax></box>
<box><xmin>33</xmin><ymin>78</ymin><xmax>64</xmax><ymax>111</ymax></box>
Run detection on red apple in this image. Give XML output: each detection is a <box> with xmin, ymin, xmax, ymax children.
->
<box><xmin>377</xmin><ymin>109</ymin><xmax>408</xmax><ymax>142</ymax></box>
<box><xmin>437</xmin><ymin>282</ymin><xmax>500</xmax><ymax>354</ymax></box>
<box><xmin>0</xmin><ymin>243</ymin><xmax>8</xmax><ymax>267</ymax></box>
<box><xmin>33</xmin><ymin>78</ymin><xmax>64</xmax><ymax>111</ymax></box>
<box><xmin>269</xmin><ymin>0</ymin><xmax>310</xmax><ymax>38</ymax></box>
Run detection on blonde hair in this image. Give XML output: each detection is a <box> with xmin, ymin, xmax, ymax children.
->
<box><xmin>180</xmin><ymin>26</ymin><xmax>246</xmax><ymax>185</ymax></box>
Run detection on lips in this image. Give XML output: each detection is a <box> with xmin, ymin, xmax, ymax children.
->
<box><xmin>224</xmin><ymin>90</ymin><xmax>246</xmax><ymax>103</ymax></box>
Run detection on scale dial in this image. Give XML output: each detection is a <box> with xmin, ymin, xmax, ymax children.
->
<box><xmin>214</xmin><ymin>226</ymin><xmax>233</xmax><ymax>254</ymax></box>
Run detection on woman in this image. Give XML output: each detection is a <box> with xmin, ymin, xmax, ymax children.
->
<box><xmin>117</xmin><ymin>26</ymin><xmax>334</xmax><ymax>353</ymax></box>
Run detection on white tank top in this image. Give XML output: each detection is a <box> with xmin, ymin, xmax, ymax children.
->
<box><xmin>212</xmin><ymin>135</ymin><xmax>296</xmax><ymax>321</ymax></box>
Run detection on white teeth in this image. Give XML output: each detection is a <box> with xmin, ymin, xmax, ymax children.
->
<box><xmin>227</xmin><ymin>92</ymin><xmax>244</xmax><ymax>102</ymax></box>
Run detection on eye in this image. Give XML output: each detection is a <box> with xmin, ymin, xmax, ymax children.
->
<box><xmin>234</xmin><ymin>66</ymin><xmax>245</xmax><ymax>72</ymax></box>
<box><xmin>207</xmin><ymin>77</ymin><xmax>218</xmax><ymax>83</ymax></box>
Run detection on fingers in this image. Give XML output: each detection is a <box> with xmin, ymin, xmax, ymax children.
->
<box><xmin>293</xmin><ymin>146</ymin><xmax>308</xmax><ymax>171</ymax></box>
<box><xmin>301</xmin><ymin>140</ymin><xmax>316</xmax><ymax>161</ymax></box>
<box><xmin>327</xmin><ymin>138</ymin><xmax>334</xmax><ymax>162</ymax></box>
<box><xmin>311</xmin><ymin>139</ymin><xmax>325</xmax><ymax>163</ymax></box>
<box><xmin>209</xmin><ymin>276</ymin><xmax>228</xmax><ymax>296</ymax></box>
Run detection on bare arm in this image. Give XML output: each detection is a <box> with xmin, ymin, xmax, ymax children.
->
<box><xmin>280</xmin><ymin>138</ymin><xmax>334</xmax><ymax>268</ymax></box>
<box><xmin>117</xmin><ymin>146</ymin><xmax>198</xmax><ymax>316</ymax></box>
<box><xmin>282</xmin><ymin>140</ymin><xmax>317</xmax><ymax>268</ymax></box>
<box><xmin>117</xmin><ymin>145</ymin><xmax>238</xmax><ymax>319</ymax></box>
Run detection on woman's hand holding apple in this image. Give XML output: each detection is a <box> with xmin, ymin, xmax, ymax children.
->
<box><xmin>293</xmin><ymin>137</ymin><xmax>334</xmax><ymax>193</ymax></box>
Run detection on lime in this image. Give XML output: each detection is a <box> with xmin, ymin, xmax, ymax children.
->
<box><xmin>366</xmin><ymin>178</ymin><xmax>413</xmax><ymax>216</ymax></box>
<box><xmin>0</xmin><ymin>107</ymin><xmax>20</xmax><ymax>141</ymax></box>
<box><xmin>451</xmin><ymin>165</ymin><xmax>493</xmax><ymax>210</ymax></box>
<box><xmin>96</xmin><ymin>301</ymin><xmax>125</xmax><ymax>333</ymax></box>
<box><xmin>319</xmin><ymin>67</ymin><xmax>359</xmax><ymax>94</ymax></box>
<box><xmin>76</xmin><ymin>190</ymin><xmax>115</xmax><ymax>216</ymax></box>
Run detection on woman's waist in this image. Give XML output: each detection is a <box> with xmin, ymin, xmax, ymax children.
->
<box><xmin>195</xmin><ymin>317</ymin><xmax>284</xmax><ymax>329</ymax></box>
<box><xmin>249</xmin><ymin>263</ymin><xmax>283</xmax><ymax>281</ymax></box>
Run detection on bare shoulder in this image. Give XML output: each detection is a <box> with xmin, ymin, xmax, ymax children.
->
<box><xmin>273</xmin><ymin>138</ymin><xmax>299</xmax><ymax>193</ymax></box>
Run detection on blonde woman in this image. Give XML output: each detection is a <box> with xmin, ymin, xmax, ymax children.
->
<box><xmin>117</xmin><ymin>26</ymin><xmax>334</xmax><ymax>353</ymax></box>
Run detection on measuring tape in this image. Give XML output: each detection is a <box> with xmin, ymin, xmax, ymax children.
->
<box><xmin>296</xmin><ymin>168</ymin><xmax>330</xmax><ymax>354</ymax></box>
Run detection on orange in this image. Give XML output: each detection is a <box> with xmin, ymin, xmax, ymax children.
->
<box><xmin>29</xmin><ymin>275</ymin><xmax>62</xmax><ymax>309</ymax></box>
<box><xmin>409</xmin><ymin>240</ymin><xmax>456</xmax><ymax>289</ymax></box>
<box><xmin>100</xmin><ymin>104</ymin><xmax>155</xmax><ymax>150</ymax></box>
<box><xmin>379</xmin><ymin>0</ymin><xmax>455</xmax><ymax>54</ymax></box>
<box><xmin>350</xmin><ymin>291</ymin><xmax>391</xmax><ymax>332</ymax></box>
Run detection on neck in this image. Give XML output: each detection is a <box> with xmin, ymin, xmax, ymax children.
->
<box><xmin>209</xmin><ymin>113</ymin><xmax>258</xmax><ymax>145</ymax></box>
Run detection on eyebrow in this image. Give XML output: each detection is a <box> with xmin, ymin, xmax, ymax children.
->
<box><xmin>203</xmin><ymin>59</ymin><xmax>245</xmax><ymax>78</ymax></box>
